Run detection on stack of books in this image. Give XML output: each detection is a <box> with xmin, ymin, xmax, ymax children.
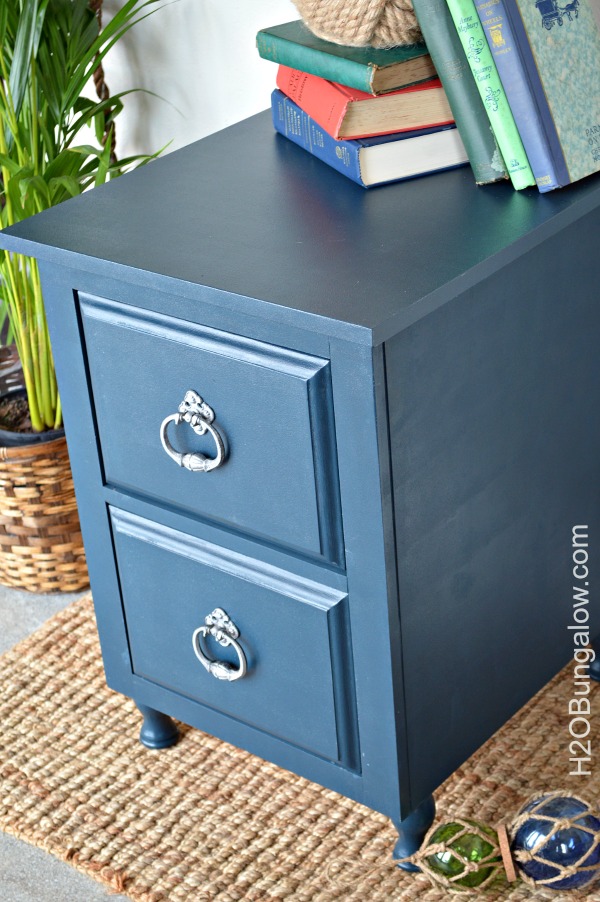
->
<box><xmin>256</xmin><ymin>20</ymin><xmax>469</xmax><ymax>188</ymax></box>
<box><xmin>257</xmin><ymin>2</ymin><xmax>600</xmax><ymax>192</ymax></box>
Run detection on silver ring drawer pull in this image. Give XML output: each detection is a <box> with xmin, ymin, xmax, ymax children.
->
<box><xmin>192</xmin><ymin>608</ymin><xmax>247</xmax><ymax>682</ymax></box>
<box><xmin>160</xmin><ymin>390</ymin><xmax>226</xmax><ymax>473</ymax></box>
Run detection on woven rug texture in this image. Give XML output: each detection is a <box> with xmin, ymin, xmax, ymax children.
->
<box><xmin>0</xmin><ymin>595</ymin><xmax>598</xmax><ymax>901</ymax></box>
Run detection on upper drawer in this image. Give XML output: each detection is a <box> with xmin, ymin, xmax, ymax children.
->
<box><xmin>79</xmin><ymin>294</ymin><xmax>343</xmax><ymax>564</ymax></box>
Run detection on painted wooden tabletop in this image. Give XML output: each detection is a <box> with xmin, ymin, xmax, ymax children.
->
<box><xmin>2</xmin><ymin>110</ymin><xmax>600</xmax><ymax>344</ymax></box>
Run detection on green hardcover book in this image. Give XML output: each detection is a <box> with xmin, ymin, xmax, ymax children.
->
<box><xmin>411</xmin><ymin>0</ymin><xmax>508</xmax><ymax>184</ymax></box>
<box><xmin>444</xmin><ymin>0</ymin><xmax>535</xmax><ymax>188</ymax></box>
<box><xmin>256</xmin><ymin>20</ymin><xmax>436</xmax><ymax>95</ymax></box>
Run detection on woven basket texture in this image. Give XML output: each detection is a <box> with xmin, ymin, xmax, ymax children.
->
<box><xmin>292</xmin><ymin>0</ymin><xmax>423</xmax><ymax>48</ymax></box>
<box><xmin>0</xmin><ymin>595</ymin><xmax>598</xmax><ymax>900</ymax></box>
<box><xmin>0</xmin><ymin>436</ymin><xmax>88</xmax><ymax>593</ymax></box>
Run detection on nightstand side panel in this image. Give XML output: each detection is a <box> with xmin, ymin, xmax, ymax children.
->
<box><xmin>385</xmin><ymin>207</ymin><xmax>600</xmax><ymax>807</ymax></box>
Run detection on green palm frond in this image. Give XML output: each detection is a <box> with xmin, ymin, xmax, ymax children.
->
<box><xmin>0</xmin><ymin>0</ymin><xmax>164</xmax><ymax>430</ymax></box>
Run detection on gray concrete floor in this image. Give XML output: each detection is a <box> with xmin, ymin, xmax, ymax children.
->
<box><xmin>0</xmin><ymin>586</ymin><xmax>128</xmax><ymax>901</ymax></box>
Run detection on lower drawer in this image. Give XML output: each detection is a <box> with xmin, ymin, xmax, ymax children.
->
<box><xmin>110</xmin><ymin>507</ymin><xmax>356</xmax><ymax>764</ymax></box>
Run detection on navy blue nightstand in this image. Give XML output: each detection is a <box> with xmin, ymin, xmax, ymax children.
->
<box><xmin>2</xmin><ymin>112</ymin><xmax>599</xmax><ymax>861</ymax></box>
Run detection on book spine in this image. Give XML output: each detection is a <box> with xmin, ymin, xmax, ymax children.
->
<box><xmin>499</xmin><ymin>0</ymin><xmax>570</xmax><ymax>186</ymax></box>
<box><xmin>474</xmin><ymin>0</ymin><xmax>559</xmax><ymax>191</ymax></box>
<box><xmin>444</xmin><ymin>0</ymin><xmax>535</xmax><ymax>189</ymax></box>
<box><xmin>411</xmin><ymin>0</ymin><xmax>508</xmax><ymax>184</ymax></box>
<box><xmin>276</xmin><ymin>66</ymin><xmax>349</xmax><ymax>139</ymax></box>
<box><xmin>271</xmin><ymin>90</ymin><xmax>366</xmax><ymax>186</ymax></box>
<box><xmin>257</xmin><ymin>30</ymin><xmax>374</xmax><ymax>94</ymax></box>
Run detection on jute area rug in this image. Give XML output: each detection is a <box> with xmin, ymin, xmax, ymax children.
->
<box><xmin>0</xmin><ymin>596</ymin><xmax>598</xmax><ymax>901</ymax></box>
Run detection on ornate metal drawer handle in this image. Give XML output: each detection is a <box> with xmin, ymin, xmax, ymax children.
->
<box><xmin>160</xmin><ymin>390</ymin><xmax>226</xmax><ymax>473</ymax></box>
<box><xmin>192</xmin><ymin>608</ymin><xmax>247</xmax><ymax>682</ymax></box>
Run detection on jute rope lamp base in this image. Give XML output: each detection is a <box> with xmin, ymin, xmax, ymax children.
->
<box><xmin>292</xmin><ymin>0</ymin><xmax>423</xmax><ymax>48</ymax></box>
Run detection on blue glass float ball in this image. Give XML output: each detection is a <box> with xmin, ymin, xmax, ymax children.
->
<box><xmin>511</xmin><ymin>795</ymin><xmax>600</xmax><ymax>891</ymax></box>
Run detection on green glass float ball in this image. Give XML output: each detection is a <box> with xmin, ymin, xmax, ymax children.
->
<box><xmin>425</xmin><ymin>820</ymin><xmax>501</xmax><ymax>889</ymax></box>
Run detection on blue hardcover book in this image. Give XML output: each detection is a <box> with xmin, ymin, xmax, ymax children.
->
<box><xmin>495</xmin><ymin>0</ymin><xmax>600</xmax><ymax>189</ymax></box>
<box><xmin>474</xmin><ymin>0</ymin><xmax>559</xmax><ymax>190</ymax></box>
<box><xmin>271</xmin><ymin>90</ymin><xmax>468</xmax><ymax>188</ymax></box>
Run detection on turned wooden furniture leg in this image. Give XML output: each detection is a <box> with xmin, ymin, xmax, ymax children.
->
<box><xmin>392</xmin><ymin>794</ymin><xmax>436</xmax><ymax>871</ymax></box>
<box><xmin>137</xmin><ymin>703</ymin><xmax>179</xmax><ymax>749</ymax></box>
<box><xmin>590</xmin><ymin>635</ymin><xmax>600</xmax><ymax>683</ymax></box>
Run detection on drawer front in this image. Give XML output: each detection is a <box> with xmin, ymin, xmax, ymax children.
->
<box><xmin>80</xmin><ymin>294</ymin><xmax>343</xmax><ymax>564</ymax></box>
<box><xmin>110</xmin><ymin>507</ymin><xmax>357</xmax><ymax>764</ymax></box>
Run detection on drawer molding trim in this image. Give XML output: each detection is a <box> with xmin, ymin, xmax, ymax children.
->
<box><xmin>111</xmin><ymin>508</ymin><xmax>346</xmax><ymax>611</ymax></box>
<box><xmin>80</xmin><ymin>294</ymin><xmax>328</xmax><ymax>380</ymax></box>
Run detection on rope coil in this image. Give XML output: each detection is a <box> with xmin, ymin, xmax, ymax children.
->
<box><xmin>292</xmin><ymin>0</ymin><xmax>423</xmax><ymax>48</ymax></box>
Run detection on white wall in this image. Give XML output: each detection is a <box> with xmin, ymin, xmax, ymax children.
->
<box><xmin>102</xmin><ymin>0</ymin><xmax>298</xmax><ymax>159</ymax></box>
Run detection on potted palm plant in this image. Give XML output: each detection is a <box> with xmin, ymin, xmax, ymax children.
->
<box><xmin>0</xmin><ymin>0</ymin><xmax>162</xmax><ymax>592</ymax></box>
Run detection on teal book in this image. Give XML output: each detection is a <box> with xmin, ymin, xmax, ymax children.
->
<box><xmin>445</xmin><ymin>0</ymin><xmax>536</xmax><ymax>188</ymax></box>
<box><xmin>256</xmin><ymin>19</ymin><xmax>436</xmax><ymax>94</ymax></box>
<box><xmin>411</xmin><ymin>0</ymin><xmax>508</xmax><ymax>183</ymax></box>
<box><xmin>497</xmin><ymin>0</ymin><xmax>600</xmax><ymax>187</ymax></box>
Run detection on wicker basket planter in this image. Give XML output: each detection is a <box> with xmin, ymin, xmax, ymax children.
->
<box><xmin>0</xmin><ymin>348</ymin><xmax>88</xmax><ymax>594</ymax></box>
<box><xmin>0</xmin><ymin>434</ymin><xmax>88</xmax><ymax>593</ymax></box>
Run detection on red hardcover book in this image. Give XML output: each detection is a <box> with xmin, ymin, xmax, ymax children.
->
<box><xmin>276</xmin><ymin>65</ymin><xmax>453</xmax><ymax>140</ymax></box>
